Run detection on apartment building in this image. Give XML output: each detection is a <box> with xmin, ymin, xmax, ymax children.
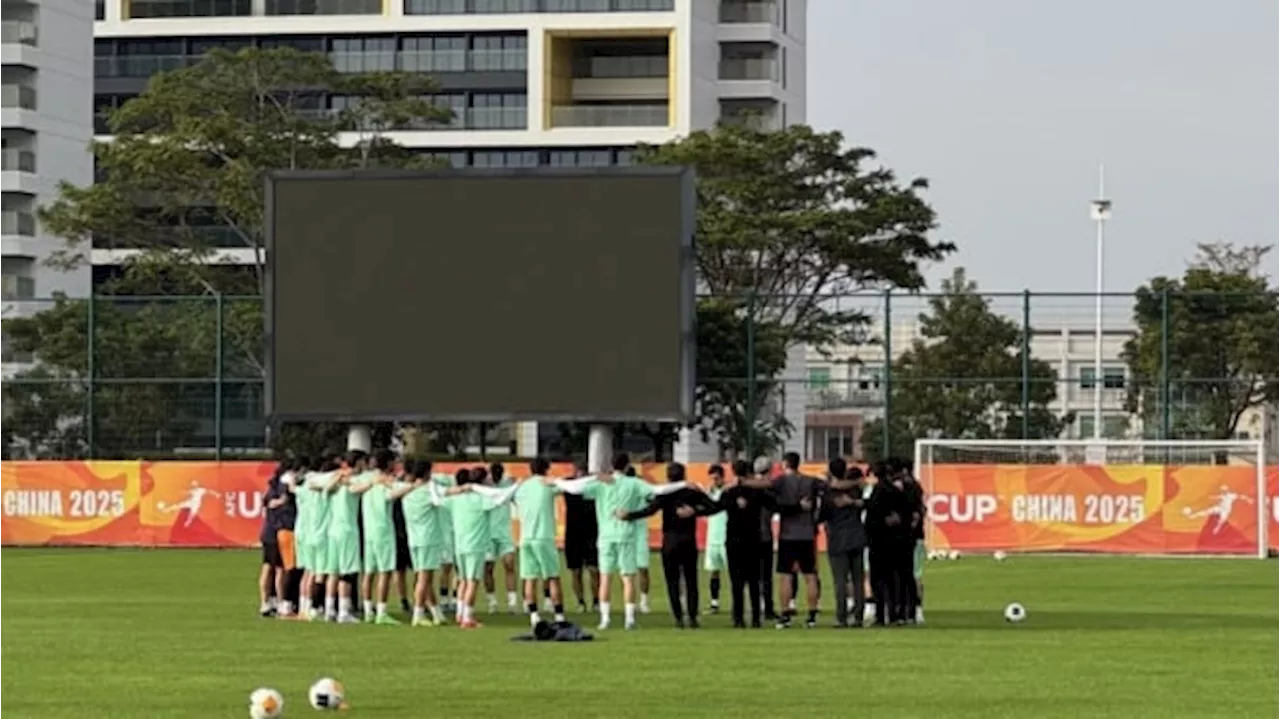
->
<box><xmin>2</xmin><ymin>0</ymin><xmax>95</xmax><ymax>369</ymax></box>
<box><xmin>91</xmin><ymin>0</ymin><xmax>810</xmax><ymax>457</ymax></box>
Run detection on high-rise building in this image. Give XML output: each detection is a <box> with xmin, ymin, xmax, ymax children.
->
<box><xmin>2</xmin><ymin>0</ymin><xmax>95</xmax><ymax>369</ymax></box>
<box><xmin>91</xmin><ymin>0</ymin><xmax>809</xmax><ymax>457</ymax></box>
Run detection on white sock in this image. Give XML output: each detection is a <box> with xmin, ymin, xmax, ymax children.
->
<box><xmin>462</xmin><ymin>604</ymin><xmax>473</xmax><ymax>622</ymax></box>
<box><xmin>624</xmin><ymin>603</ymin><xmax>636</xmax><ymax>624</ymax></box>
<box><xmin>507</xmin><ymin>591</ymin><xmax>518</xmax><ymax>606</ymax></box>
<box><xmin>554</xmin><ymin>611</ymin><xmax>566</xmax><ymax>622</ymax></box>
<box><xmin>338</xmin><ymin>597</ymin><xmax>352</xmax><ymax>617</ymax></box>
<box><xmin>529</xmin><ymin>612</ymin><xmax>541</xmax><ymax>626</ymax></box>
<box><xmin>279</xmin><ymin>601</ymin><xmax>293</xmax><ymax>615</ymax></box>
<box><xmin>363</xmin><ymin>602</ymin><xmax>373</xmax><ymax>619</ymax></box>
<box><xmin>376</xmin><ymin>602</ymin><xmax>387</xmax><ymax>617</ymax></box>
<box><xmin>260</xmin><ymin>601</ymin><xmax>270</xmax><ymax>612</ymax></box>
<box><xmin>599</xmin><ymin>601</ymin><xmax>611</xmax><ymax>624</ymax></box>
<box><xmin>325</xmin><ymin>596</ymin><xmax>337</xmax><ymax>617</ymax></box>
<box><xmin>413</xmin><ymin>605</ymin><xmax>425</xmax><ymax>621</ymax></box>
<box><xmin>640</xmin><ymin>593</ymin><xmax>649</xmax><ymax>606</ymax></box>
<box><xmin>487</xmin><ymin>593</ymin><xmax>497</xmax><ymax>605</ymax></box>
<box><xmin>431</xmin><ymin>605</ymin><xmax>444</xmax><ymax>622</ymax></box>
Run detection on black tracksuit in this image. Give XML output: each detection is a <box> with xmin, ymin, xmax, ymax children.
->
<box><xmin>902</xmin><ymin>478</ymin><xmax>926</xmax><ymax>613</ymax></box>
<box><xmin>624</xmin><ymin>488</ymin><xmax>719</xmax><ymax>622</ymax></box>
<box><xmin>756</xmin><ymin>499</ymin><xmax>776</xmax><ymax>617</ymax></box>
<box><xmin>709</xmin><ymin>485</ymin><xmax>776</xmax><ymax>626</ymax></box>
<box><xmin>820</xmin><ymin>482</ymin><xmax>868</xmax><ymax>626</ymax></box>
<box><xmin>865</xmin><ymin>482</ymin><xmax>913</xmax><ymax>624</ymax></box>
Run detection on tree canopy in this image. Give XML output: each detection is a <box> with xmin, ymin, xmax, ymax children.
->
<box><xmin>1122</xmin><ymin>242</ymin><xmax>1279</xmax><ymax>441</ymax></box>
<box><xmin>637</xmin><ymin>123</ymin><xmax>952</xmax><ymax>455</ymax></box>
<box><xmin>860</xmin><ymin>268</ymin><xmax>1067</xmax><ymax>462</ymax></box>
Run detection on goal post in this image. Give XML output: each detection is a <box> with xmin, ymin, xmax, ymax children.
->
<box><xmin>914</xmin><ymin>438</ymin><xmax>1271</xmax><ymax>559</ymax></box>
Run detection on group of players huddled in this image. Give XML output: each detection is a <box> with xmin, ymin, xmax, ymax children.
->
<box><xmin>257</xmin><ymin>448</ymin><xmax>926</xmax><ymax>631</ymax></box>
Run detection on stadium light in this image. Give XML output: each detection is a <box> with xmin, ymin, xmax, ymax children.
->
<box><xmin>1089</xmin><ymin>164</ymin><xmax>1112</xmax><ymax>441</ymax></box>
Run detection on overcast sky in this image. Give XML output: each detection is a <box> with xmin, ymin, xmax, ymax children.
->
<box><xmin>808</xmin><ymin>0</ymin><xmax>1278</xmax><ymax>293</ymax></box>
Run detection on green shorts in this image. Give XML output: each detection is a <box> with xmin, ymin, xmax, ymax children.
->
<box><xmin>410</xmin><ymin>544</ymin><xmax>443</xmax><ymax>572</ymax></box>
<box><xmin>703</xmin><ymin>544</ymin><xmax>727</xmax><ymax>572</ymax></box>
<box><xmin>310</xmin><ymin>540</ymin><xmax>331</xmax><ymax>575</ymax></box>
<box><xmin>364</xmin><ymin>540</ymin><xmax>397</xmax><ymax>574</ymax></box>
<box><xmin>325</xmin><ymin>535</ymin><xmax>360</xmax><ymax>576</ymax></box>
<box><xmin>913</xmin><ymin>540</ymin><xmax>926</xmax><ymax>580</ymax></box>
<box><xmin>487</xmin><ymin>536</ymin><xmax>515</xmax><ymax>562</ymax></box>
<box><xmin>295</xmin><ymin>537</ymin><xmax>312</xmax><ymax>570</ymax></box>
<box><xmin>598</xmin><ymin>540</ymin><xmax>637</xmax><ymax>576</ymax></box>
<box><xmin>634</xmin><ymin>528</ymin><xmax>650</xmax><ymax>570</ymax></box>
<box><xmin>455</xmin><ymin>551</ymin><xmax>485</xmax><ymax>581</ymax></box>
<box><xmin>519</xmin><ymin>539</ymin><xmax>560</xmax><ymax>580</ymax></box>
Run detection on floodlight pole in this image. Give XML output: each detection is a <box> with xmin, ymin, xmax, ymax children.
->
<box><xmin>348</xmin><ymin>424</ymin><xmax>372</xmax><ymax>453</ymax></box>
<box><xmin>588</xmin><ymin>424</ymin><xmax>613</xmax><ymax>474</ymax></box>
<box><xmin>1089</xmin><ymin>165</ymin><xmax>1111</xmax><ymax>441</ymax></box>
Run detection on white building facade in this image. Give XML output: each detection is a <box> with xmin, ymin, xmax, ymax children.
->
<box><xmin>91</xmin><ymin>0</ymin><xmax>809</xmax><ymax>458</ymax></box>
<box><xmin>2</xmin><ymin>0</ymin><xmax>95</xmax><ymax>369</ymax></box>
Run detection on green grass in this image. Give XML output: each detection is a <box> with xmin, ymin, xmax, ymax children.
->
<box><xmin>2</xmin><ymin>550</ymin><xmax>1276</xmax><ymax>718</ymax></box>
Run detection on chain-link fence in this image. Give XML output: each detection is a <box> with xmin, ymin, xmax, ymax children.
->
<box><xmin>2</xmin><ymin>290</ymin><xmax>1276</xmax><ymax>461</ymax></box>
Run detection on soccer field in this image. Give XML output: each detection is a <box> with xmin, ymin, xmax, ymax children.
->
<box><xmin>1</xmin><ymin>550</ymin><xmax>1275</xmax><ymax>718</ymax></box>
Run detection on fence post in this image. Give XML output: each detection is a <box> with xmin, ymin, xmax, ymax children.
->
<box><xmin>85</xmin><ymin>294</ymin><xmax>95</xmax><ymax>459</ymax></box>
<box><xmin>1021</xmin><ymin>289</ymin><xmax>1031</xmax><ymax>439</ymax></box>
<box><xmin>882</xmin><ymin>289</ymin><xmax>892</xmax><ymax>460</ymax></box>
<box><xmin>214</xmin><ymin>292</ymin><xmax>224</xmax><ymax>461</ymax></box>
<box><xmin>1160</xmin><ymin>287</ymin><xmax>1171</xmax><ymax>440</ymax></box>
<box><xmin>745</xmin><ymin>289</ymin><xmax>756</xmax><ymax>459</ymax></box>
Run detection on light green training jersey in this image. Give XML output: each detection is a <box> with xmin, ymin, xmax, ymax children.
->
<box><xmin>328</xmin><ymin>470</ymin><xmax>374</xmax><ymax>538</ymax></box>
<box><xmin>513</xmin><ymin>476</ymin><xmax>559</xmax><ymax>544</ymax></box>
<box><xmin>306</xmin><ymin>471</ymin><xmax>335</xmax><ymax>537</ymax></box>
<box><xmin>448</xmin><ymin>492</ymin><xmax>500</xmax><ymax>555</ymax></box>
<box><xmin>488</xmin><ymin>477</ymin><xmax>515</xmax><ymax>542</ymax></box>
<box><xmin>361</xmin><ymin>477</ymin><xmax>402</xmax><ymax>542</ymax></box>
<box><xmin>706</xmin><ymin>486</ymin><xmax>727</xmax><ymax>546</ymax></box>
<box><xmin>583</xmin><ymin>473</ymin><xmax>657</xmax><ymax>542</ymax></box>
<box><xmin>292</xmin><ymin>474</ymin><xmax>312</xmax><ymax>542</ymax></box>
<box><xmin>400</xmin><ymin>484</ymin><xmax>443</xmax><ymax>549</ymax></box>
<box><xmin>432</xmin><ymin>473</ymin><xmax>455</xmax><ymax>532</ymax></box>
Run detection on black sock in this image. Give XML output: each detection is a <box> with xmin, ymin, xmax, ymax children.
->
<box><xmin>553</xmin><ymin>604</ymin><xmax>564</xmax><ymax>616</ymax></box>
<box><xmin>807</xmin><ymin>609</ymin><xmax>818</xmax><ymax>623</ymax></box>
<box><xmin>526</xmin><ymin>602</ymin><xmax>538</xmax><ymax>615</ymax></box>
<box><xmin>710</xmin><ymin>577</ymin><xmax>721</xmax><ymax>600</ymax></box>
<box><xmin>544</xmin><ymin>586</ymin><xmax>551</xmax><ymax>599</ymax></box>
<box><xmin>440</xmin><ymin>587</ymin><xmax>449</xmax><ymax>599</ymax></box>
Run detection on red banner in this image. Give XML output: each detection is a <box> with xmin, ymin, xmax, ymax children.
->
<box><xmin>2</xmin><ymin>461</ymin><xmax>1275</xmax><ymax>554</ymax></box>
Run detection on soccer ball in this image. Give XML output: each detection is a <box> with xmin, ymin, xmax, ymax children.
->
<box><xmin>248</xmin><ymin>688</ymin><xmax>284</xmax><ymax>719</ymax></box>
<box><xmin>927</xmin><ymin>549</ymin><xmax>944</xmax><ymax>561</ymax></box>
<box><xmin>993</xmin><ymin>550</ymin><xmax>1008</xmax><ymax>562</ymax></box>
<box><xmin>308</xmin><ymin>678</ymin><xmax>346</xmax><ymax>711</ymax></box>
<box><xmin>1003</xmin><ymin>602</ymin><xmax>1027</xmax><ymax>623</ymax></box>
<box><xmin>947</xmin><ymin>550</ymin><xmax>961</xmax><ymax>561</ymax></box>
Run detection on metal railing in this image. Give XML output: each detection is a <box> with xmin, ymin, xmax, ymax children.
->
<box><xmin>550</xmin><ymin>103</ymin><xmax>668</xmax><ymax>127</ymax></box>
<box><xmin>719</xmin><ymin>0</ymin><xmax>778</xmax><ymax>24</ymax></box>
<box><xmin>573</xmin><ymin>55</ymin><xmax>668</xmax><ymax>79</ymax></box>
<box><xmin>1</xmin><ymin>148</ymin><xmax>36</xmax><ymax>173</ymax></box>
<box><xmin>0</xmin><ymin>85</ymin><xmax>37</xmax><ymax>110</ymax></box>
<box><xmin>1</xmin><ymin>211</ymin><xmax>36</xmax><ymax>236</ymax></box>
<box><xmin>719</xmin><ymin>57</ymin><xmax>779</xmax><ymax>82</ymax></box>
<box><xmin>405</xmin><ymin>0</ymin><xmax>672</xmax><ymax>12</ymax></box>
<box><xmin>0</xmin><ymin>20</ymin><xmax>38</xmax><ymax>46</ymax></box>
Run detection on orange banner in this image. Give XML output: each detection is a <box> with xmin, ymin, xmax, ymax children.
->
<box><xmin>2</xmin><ymin>461</ymin><xmax>1275</xmax><ymax>555</ymax></box>
<box><xmin>923</xmin><ymin>464</ymin><xmax>1274</xmax><ymax>556</ymax></box>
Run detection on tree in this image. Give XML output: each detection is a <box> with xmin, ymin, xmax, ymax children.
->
<box><xmin>637</xmin><ymin>124</ymin><xmax>952</xmax><ymax>454</ymax></box>
<box><xmin>4</xmin><ymin>48</ymin><xmax>450</xmax><ymax>458</ymax></box>
<box><xmin>860</xmin><ymin>268</ymin><xmax>1068</xmax><ymax>462</ymax></box>
<box><xmin>1123</xmin><ymin>242</ymin><xmax>1279</xmax><ymax>442</ymax></box>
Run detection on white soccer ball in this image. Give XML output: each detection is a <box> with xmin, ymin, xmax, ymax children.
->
<box><xmin>1003</xmin><ymin>602</ymin><xmax>1027</xmax><ymax>623</ymax></box>
<box><xmin>947</xmin><ymin>550</ymin><xmax>961</xmax><ymax>561</ymax></box>
<box><xmin>308</xmin><ymin>678</ymin><xmax>346</xmax><ymax>711</ymax></box>
<box><xmin>248</xmin><ymin>688</ymin><xmax>284</xmax><ymax>719</ymax></box>
<box><xmin>993</xmin><ymin>550</ymin><xmax>1008</xmax><ymax>562</ymax></box>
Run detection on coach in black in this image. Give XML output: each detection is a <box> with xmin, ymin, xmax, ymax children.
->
<box><xmin>622</xmin><ymin>462</ymin><xmax>716</xmax><ymax>628</ymax></box>
<box><xmin>712</xmin><ymin>459</ymin><xmax>777</xmax><ymax>628</ymax></box>
<box><xmin>822</xmin><ymin>459</ymin><xmax>868</xmax><ymax>627</ymax></box>
<box><xmin>562</xmin><ymin>461</ymin><xmax>599</xmax><ymax>614</ymax></box>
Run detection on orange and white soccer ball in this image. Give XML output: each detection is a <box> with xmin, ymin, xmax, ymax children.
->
<box><xmin>249</xmin><ymin>687</ymin><xmax>284</xmax><ymax>719</ymax></box>
<box><xmin>308</xmin><ymin>678</ymin><xmax>347</xmax><ymax>711</ymax></box>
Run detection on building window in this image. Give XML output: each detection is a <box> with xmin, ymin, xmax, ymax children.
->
<box><xmin>330</xmin><ymin>37</ymin><xmax>397</xmax><ymax>73</ymax></box>
<box><xmin>1080</xmin><ymin>366</ymin><xmax>1125</xmax><ymax>390</ymax></box>
<box><xmin>406</xmin><ymin>0</ymin><xmax>669</xmax><ymax>12</ymax></box>
<box><xmin>259</xmin><ymin>36</ymin><xmax>327</xmax><ymax>53</ymax></box>
<box><xmin>1078</xmin><ymin>415</ymin><xmax>1129</xmax><ymax>440</ymax></box>
<box><xmin>95</xmin><ymin>0</ymin><xmax>105</xmax><ymax>19</ymax></box>
<box><xmin>808</xmin><ymin>367</ymin><xmax>831</xmax><ymax>390</ymax></box>
<box><xmin>472</xmin><ymin>150</ymin><xmax>538</xmax><ymax>168</ymax></box>
<box><xmin>468</xmin><ymin>93</ymin><xmax>526</xmax><ymax>129</ymax></box>
<box><xmin>469</xmin><ymin>34</ymin><xmax>526</xmax><ymax>71</ymax></box>
<box><xmin>265</xmin><ymin>0</ymin><xmax>380</xmax><ymax>15</ymax></box>
<box><xmin>128</xmin><ymin>0</ymin><xmax>252</xmax><ymax>17</ymax></box>
<box><xmin>806</xmin><ymin>426</ymin><xmax>854</xmax><ymax>462</ymax></box>
<box><xmin>401</xmin><ymin>35</ymin><xmax>467</xmax><ymax>73</ymax></box>
<box><xmin>548</xmin><ymin>149</ymin><xmax>612</xmax><ymax>167</ymax></box>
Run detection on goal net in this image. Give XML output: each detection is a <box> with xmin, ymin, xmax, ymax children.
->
<box><xmin>915</xmin><ymin>439</ymin><xmax>1272</xmax><ymax>558</ymax></box>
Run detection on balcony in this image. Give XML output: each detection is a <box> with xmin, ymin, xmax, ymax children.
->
<box><xmin>1</xmin><ymin>149</ymin><xmax>35</xmax><ymax>173</ymax></box>
<box><xmin>719</xmin><ymin>57</ymin><xmax>778</xmax><ymax>82</ymax></box>
<box><xmin>0</xmin><ymin>85</ymin><xmax>37</xmax><ymax>111</ymax></box>
<box><xmin>405</xmin><ymin>0</ymin><xmax>672</xmax><ymax>13</ymax></box>
<box><xmin>720</xmin><ymin>111</ymin><xmax>780</xmax><ymax>132</ymax></box>
<box><xmin>2</xmin><ymin>211</ymin><xmax>36</xmax><ymax>237</ymax></box>
<box><xmin>719</xmin><ymin>1</ymin><xmax>777</xmax><ymax>24</ymax></box>
<box><xmin>333</xmin><ymin>48</ymin><xmax>526</xmax><ymax>74</ymax></box>
<box><xmin>573</xmin><ymin>55</ymin><xmax>667</xmax><ymax>79</ymax></box>
<box><xmin>0</xmin><ymin>20</ymin><xmax>37</xmax><ymax>46</ymax></box>
<box><xmin>550</xmin><ymin>104</ymin><xmax>667</xmax><ymax>128</ymax></box>
<box><xmin>1</xmin><ymin>275</ymin><xmax>35</xmax><ymax>301</ymax></box>
<box><xmin>95</xmin><ymin>55</ymin><xmax>196</xmax><ymax>78</ymax></box>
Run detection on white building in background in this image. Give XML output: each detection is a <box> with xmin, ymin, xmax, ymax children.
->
<box><xmin>91</xmin><ymin>0</ymin><xmax>809</xmax><ymax>457</ymax></box>
<box><xmin>2</xmin><ymin>0</ymin><xmax>94</xmax><ymax>372</ymax></box>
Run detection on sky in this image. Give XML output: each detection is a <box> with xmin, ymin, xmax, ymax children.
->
<box><xmin>807</xmin><ymin>0</ymin><xmax>1279</xmax><ymax>293</ymax></box>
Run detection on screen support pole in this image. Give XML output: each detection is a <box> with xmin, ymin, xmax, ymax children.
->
<box><xmin>587</xmin><ymin>424</ymin><xmax>614</xmax><ymax>474</ymax></box>
<box><xmin>348</xmin><ymin>424</ymin><xmax>372</xmax><ymax>453</ymax></box>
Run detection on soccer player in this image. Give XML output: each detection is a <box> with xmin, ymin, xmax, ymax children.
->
<box><xmin>703</xmin><ymin>464</ymin><xmax>728</xmax><ymax>614</ymax></box>
<box><xmin>560</xmin><ymin>452</ymin><xmax>688</xmax><ymax>631</ymax></box>
<box><xmin>483</xmin><ymin>463</ymin><xmax>519</xmax><ymax>614</ymax></box>
<box><xmin>897</xmin><ymin>458</ymin><xmax>927</xmax><ymax>623</ymax></box>
<box><xmin>429</xmin><ymin>468</ymin><xmax>519</xmax><ymax>629</ymax></box>
<box><xmin>622</xmin><ymin>462</ymin><xmax>716</xmax><ymax>629</ymax></box>
<box><xmin>865</xmin><ymin>460</ymin><xmax>910</xmax><ymax>626</ymax></box>
<box><xmin>623</xmin><ymin>466</ymin><xmax>653</xmax><ymax>614</ymax></box>
<box><xmin>751</xmin><ymin>456</ymin><xmax>778</xmax><ymax>620</ymax></box>
<box><xmin>258</xmin><ymin>462</ymin><xmax>290</xmax><ymax>617</ymax></box>
<box><xmin>359</xmin><ymin>449</ymin><xmax>417</xmax><ymax>624</ymax></box>
<box><xmin>510</xmin><ymin>457</ymin><xmax>571</xmax><ymax>627</ymax></box>
<box><xmin>562</xmin><ymin>461</ymin><xmax>600</xmax><ymax>614</ymax></box>
<box><xmin>398</xmin><ymin>459</ymin><xmax>447</xmax><ymax>627</ymax></box>
<box><xmin>391</xmin><ymin>458</ymin><xmax>413</xmax><ymax>615</ymax></box>
<box><xmin>822</xmin><ymin>460</ymin><xmax>868</xmax><ymax>628</ymax></box>
<box><xmin>288</xmin><ymin>456</ymin><xmax>315</xmax><ymax>618</ymax></box>
<box><xmin>706</xmin><ymin>459</ymin><xmax>776</xmax><ymax>628</ymax></box>
<box><xmin>322</xmin><ymin>450</ymin><xmax>377</xmax><ymax>623</ymax></box>
<box><xmin>759</xmin><ymin>452</ymin><xmax>823</xmax><ymax>629</ymax></box>
<box><xmin>431</xmin><ymin>467</ymin><xmax>458</xmax><ymax>614</ymax></box>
